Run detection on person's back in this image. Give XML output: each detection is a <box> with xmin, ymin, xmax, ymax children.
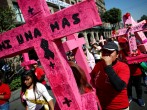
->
<box><xmin>31</xmin><ymin>62</ymin><xmax>46</xmax><ymax>85</ymax></box>
<box><xmin>34</xmin><ymin>67</ymin><xmax>46</xmax><ymax>85</ymax></box>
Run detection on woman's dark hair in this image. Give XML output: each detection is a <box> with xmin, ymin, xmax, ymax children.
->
<box><xmin>21</xmin><ymin>70</ymin><xmax>39</xmax><ymax>93</ymax></box>
<box><xmin>68</xmin><ymin>61</ymin><xmax>92</xmax><ymax>94</ymax></box>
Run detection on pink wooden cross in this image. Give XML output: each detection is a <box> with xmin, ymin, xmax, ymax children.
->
<box><xmin>21</xmin><ymin>53</ymin><xmax>37</xmax><ymax>70</ymax></box>
<box><xmin>0</xmin><ymin>0</ymin><xmax>102</xmax><ymax>109</ymax></box>
<box><xmin>113</xmin><ymin>13</ymin><xmax>147</xmax><ymax>64</ymax></box>
<box><xmin>62</xmin><ymin>33</ymin><xmax>91</xmax><ymax>81</ymax></box>
<box><xmin>99</xmin><ymin>35</ymin><xmax>106</xmax><ymax>45</ymax></box>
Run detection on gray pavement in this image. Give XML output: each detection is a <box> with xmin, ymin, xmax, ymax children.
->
<box><xmin>129</xmin><ymin>84</ymin><xmax>147</xmax><ymax>110</ymax></box>
<box><xmin>9</xmin><ymin>88</ymin><xmax>55</xmax><ymax>110</ymax></box>
<box><xmin>9</xmin><ymin>82</ymin><xmax>147</xmax><ymax>110</ymax></box>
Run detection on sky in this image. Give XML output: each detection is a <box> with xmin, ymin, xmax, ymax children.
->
<box><xmin>104</xmin><ymin>0</ymin><xmax>147</xmax><ymax>21</ymax></box>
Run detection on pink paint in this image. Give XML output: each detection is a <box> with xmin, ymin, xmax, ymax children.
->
<box><xmin>126</xmin><ymin>54</ymin><xmax>147</xmax><ymax>64</ymax></box>
<box><xmin>21</xmin><ymin>53</ymin><xmax>37</xmax><ymax>70</ymax></box>
<box><xmin>99</xmin><ymin>35</ymin><xmax>106</xmax><ymax>45</ymax></box>
<box><xmin>0</xmin><ymin>0</ymin><xmax>102</xmax><ymax>110</ymax></box>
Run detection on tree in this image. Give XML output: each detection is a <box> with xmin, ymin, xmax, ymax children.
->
<box><xmin>102</xmin><ymin>8</ymin><xmax>122</xmax><ymax>29</ymax></box>
<box><xmin>0</xmin><ymin>6</ymin><xmax>22</xmax><ymax>87</ymax></box>
<box><xmin>0</xmin><ymin>6</ymin><xmax>16</xmax><ymax>33</ymax></box>
<box><xmin>137</xmin><ymin>15</ymin><xmax>147</xmax><ymax>22</ymax></box>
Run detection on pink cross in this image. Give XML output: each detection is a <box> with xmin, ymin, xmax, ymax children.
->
<box><xmin>0</xmin><ymin>0</ymin><xmax>102</xmax><ymax>109</ymax></box>
<box><xmin>62</xmin><ymin>33</ymin><xmax>91</xmax><ymax>81</ymax></box>
<box><xmin>113</xmin><ymin>13</ymin><xmax>147</xmax><ymax>64</ymax></box>
<box><xmin>21</xmin><ymin>53</ymin><xmax>37</xmax><ymax>70</ymax></box>
<box><xmin>99</xmin><ymin>35</ymin><xmax>106</xmax><ymax>45</ymax></box>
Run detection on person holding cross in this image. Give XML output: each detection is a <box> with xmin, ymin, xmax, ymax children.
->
<box><xmin>118</xmin><ymin>37</ymin><xmax>145</xmax><ymax>107</ymax></box>
<box><xmin>90</xmin><ymin>41</ymin><xmax>130</xmax><ymax>110</ymax></box>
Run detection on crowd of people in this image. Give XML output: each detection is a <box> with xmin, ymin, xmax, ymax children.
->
<box><xmin>0</xmin><ymin>36</ymin><xmax>147</xmax><ymax>110</ymax></box>
<box><xmin>66</xmin><ymin>37</ymin><xmax>147</xmax><ymax>110</ymax></box>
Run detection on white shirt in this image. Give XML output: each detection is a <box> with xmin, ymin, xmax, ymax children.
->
<box><xmin>91</xmin><ymin>48</ymin><xmax>101</xmax><ymax>60</ymax></box>
<box><xmin>22</xmin><ymin>83</ymin><xmax>53</xmax><ymax>110</ymax></box>
<box><xmin>86</xmin><ymin>49</ymin><xmax>95</xmax><ymax>69</ymax></box>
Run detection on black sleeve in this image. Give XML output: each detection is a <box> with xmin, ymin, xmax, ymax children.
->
<box><xmin>104</xmin><ymin>65</ymin><xmax>126</xmax><ymax>92</ymax></box>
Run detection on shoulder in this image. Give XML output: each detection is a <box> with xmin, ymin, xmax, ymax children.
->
<box><xmin>36</xmin><ymin>83</ymin><xmax>47</xmax><ymax>92</ymax></box>
<box><xmin>36</xmin><ymin>67</ymin><xmax>42</xmax><ymax>70</ymax></box>
<box><xmin>1</xmin><ymin>83</ymin><xmax>10</xmax><ymax>91</ymax></box>
<box><xmin>96</xmin><ymin>60</ymin><xmax>105</xmax><ymax>66</ymax></box>
<box><xmin>36</xmin><ymin>82</ymin><xmax>44</xmax><ymax>87</ymax></box>
<box><xmin>91</xmin><ymin>60</ymin><xmax>104</xmax><ymax>72</ymax></box>
<box><xmin>36</xmin><ymin>83</ymin><xmax>46</xmax><ymax>90</ymax></box>
<box><xmin>117</xmin><ymin>61</ymin><xmax>128</xmax><ymax>66</ymax></box>
<box><xmin>116</xmin><ymin>61</ymin><xmax>129</xmax><ymax>71</ymax></box>
<box><xmin>36</xmin><ymin>67</ymin><xmax>44</xmax><ymax>72</ymax></box>
<box><xmin>2</xmin><ymin>83</ymin><xmax>10</xmax><ymax>87</ymax></box>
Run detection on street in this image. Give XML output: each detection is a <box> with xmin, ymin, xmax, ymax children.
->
<box><xmin>9</xmin><ymin>83</ymin><xmax>147</xmax><ymax>110</ymax></box>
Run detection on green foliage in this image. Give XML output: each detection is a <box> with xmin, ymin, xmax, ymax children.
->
<box><xmin>102</xmin><ymin>11</ymin><xmax>110</xmax><ymax>22</ymax></box>
<box><xmin>138</xmin><ymin>15</ymin><xmax>147</xmax><ymax>22</ymax></box>
<box><xmin>0</xmin><ymin>7</ymin><xmax>16</xmax><ymax>33</ymax></box>
<box><xmin>9</xmin><ymin>76</ymin><xmax>21</xmax><ymax>91</ymax></box>
<box><xmin>102</xmin><ymin>8</ymin><xmax>122</xmax><ymax>28</ymax></box>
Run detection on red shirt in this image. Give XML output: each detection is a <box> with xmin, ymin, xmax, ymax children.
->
<box><xmin>90</xmin><ymin>60</ymin><xmax>130</xmax><ymax>110</ymax></box>
<box><xmin>119</xmin><ymin>50</ymin><xmax>142</xmax><ymax>76</ymax></box>
<box><xmin>35</xmin><ymin>67</ymin><xmax>46</xmax><ymax>85</ymax></box>
<box><xmin>0</xmin><ymin>83</ymin><xmax>11</xmax><ymax>105</ymax></box>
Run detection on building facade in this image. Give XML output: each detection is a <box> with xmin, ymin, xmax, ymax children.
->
<box><xmin>0</xmin><ymin>0</ymin><xmax>111</xmax><ymax>48</ymax></box>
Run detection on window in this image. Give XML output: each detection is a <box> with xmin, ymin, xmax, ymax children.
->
<box><xmin>13</xmin><ymin>3</ymin><xmax>25</xmax><ymax>23</ymax></box>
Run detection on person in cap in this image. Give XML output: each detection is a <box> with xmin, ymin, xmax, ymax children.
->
<box><xmin>118</xmin><ymin>37</ymin><xmax>145</xmax><ymax>107</ymax></box>
<box><xmin>90</xmin><ymin>41</ymin><xmax>130</xmax><ymax>110</ymax></box>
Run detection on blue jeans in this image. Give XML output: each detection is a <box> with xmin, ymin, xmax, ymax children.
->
<box><xmin>0</xmin><ymin>102</ymin><xmax>9</xmax><ymax>110</ymax></box>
